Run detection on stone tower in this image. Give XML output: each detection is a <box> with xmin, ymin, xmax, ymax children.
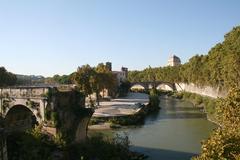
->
<box><xmin>167</xmin><ymin>55</ymin><xmax>181</xmax><ymax>66</ymax></box>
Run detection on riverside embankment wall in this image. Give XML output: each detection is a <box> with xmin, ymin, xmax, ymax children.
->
<box><xmin>175</xmin><ymin>83</ymin><xmax>227</xmax><ymax>98</ymax></box>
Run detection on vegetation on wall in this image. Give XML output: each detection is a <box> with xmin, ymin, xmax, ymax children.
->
<box><xmin>128</xmin><ymin>26</ymin><xmax>240</xmax><ymax>90</ymax></box>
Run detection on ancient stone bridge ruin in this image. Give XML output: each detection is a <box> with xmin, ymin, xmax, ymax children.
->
<box><xmin>0</xmin><ymin>86</ymin><xmax>93</xmax><ymax>159</ymax></box>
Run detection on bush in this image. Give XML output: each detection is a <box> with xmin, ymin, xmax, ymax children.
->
<box><xmin>148</xmin><ymin>89</ymin><xmax>160</xmax><ymax>111</ymax></box>
<box><xmin>64</xmin><ymin>133</ymin><xmax>145</xmax><ymax>160</ymax></box>
<box><xmin>194</xmin><ymin>95</ymin><xmax>203</xmax><ymax>105</ymax></box>
<box><xmin>193</xmin><ymin>88</ymin><xmax>240</xmax><ymax>160</ymax></box>
<box><xmin>7</xmin><ymin>128</ymin><xmax>146</xmax><ymax>160</ymax></box>
<box><xmin>149</xmin><ymin>95</ymin><xmax>160</xmax><ymax>110</ymax></box>
<box><xmin>183</xmin><ymin>92</ymin><xmax>191</xmax><ymax>99</ymax></box>
<box><xmin>7</xmin><ymin>128</ymin><xmax>57</xmax><ymax>160</ymax></box>
<box><xmin>173</xmin><ymin>92</ymin><xmax>183</xmax><ymax>99</ymax></box>
<box><xmin>204</xmin><ymin>99</ymin><xmax>216</xmax><ymax>115</ymax></box>
<box><xmin>192</xmin><ymin>127</ymin><xmax>240</xmax><ymax>160</ymax></box>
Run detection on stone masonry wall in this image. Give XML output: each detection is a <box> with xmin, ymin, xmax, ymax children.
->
<box><xmin>175</xmin><ymin>83</ymin><xmax>228</xmax><ymax>98</ymax></box>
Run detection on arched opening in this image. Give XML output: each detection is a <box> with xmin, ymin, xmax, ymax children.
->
<box><xmin>130</xmin><ymin>84</ymin><xmax>146</xmax><ymax>92</ymax></box>
<box><xmin>5</xmin><ymin>105</ymin><xmax>38</xmax><ymax>133</ymax></box>
<box><xmin>156</xmin><ymin>84</ymin><xmax>173</xmax><ymax>91</ymax></box>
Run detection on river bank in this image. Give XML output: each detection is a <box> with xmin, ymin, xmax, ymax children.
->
<box><xmin>168</xmin><ymin>91</ymin><xmax>220</xmax><ymax>125</ymax></box>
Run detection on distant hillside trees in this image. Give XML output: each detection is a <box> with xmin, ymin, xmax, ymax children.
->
<box><xmin>0</xmin><ymin>67</ymin><xmax>17</xmax><ymax>86</ymax></box>
<box><xmin>45</xmin><ymin>74</ymin><xmax>74</xmax><ymax>84</ymax></box>
<box><xmin>16</xmin><ymin>75</ymin><xmax>45</xmax><ymax>85</ymax></box>
<box><xmin>128</xmin><ymin>26</ymin><xmax>240</xmax><ymax>90</ymax></box>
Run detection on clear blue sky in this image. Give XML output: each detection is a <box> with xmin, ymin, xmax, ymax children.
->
<box><xmin>0</xmin><ymin>0</ymin><xmax>239</xmax><ymax>77</ymax></box>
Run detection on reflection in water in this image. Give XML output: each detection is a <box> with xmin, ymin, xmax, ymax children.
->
<box><xmin>119</xmin><ymin>96</ymin><xmax>216</xmax><ymax>160</ymax></box>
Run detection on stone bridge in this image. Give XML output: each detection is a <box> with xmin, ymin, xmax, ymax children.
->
<box><xmin>130</xmin><ymin>81</ymin><xmax>176</xmax><ymax>91</ymax></box>
<box><xmin>0</xmin><ymin>85</ymin><xmax>93</xmax><ymax>159</ymax></box>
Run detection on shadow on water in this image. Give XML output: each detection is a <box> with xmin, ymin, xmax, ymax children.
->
<box><xmin>112</xmin><ymin>99</ymin><xmax>148</xmax><ymax>103</ymax></box>
<box><xmin>145</xmin><ymin>108</ymin><xmax>206</xmax><ymax>123</ymax></box>
<box><xmin>131</xmin><ymin>146</ymin><xmax>197</xmax><ymax>160</ymax></box>
<box><xmin>172</xmin><ymin>107</ymin><xmax>203</xmax><ymax>112</ymax></box>
<box><xmin>156</xmin><ymin>97</ymin><xmax>207</xmax><ymax>120</ymax></box>
<box><xmin>145</xmin><ymin>110</ymin><xmax>160</xmax><ymax>121</ymax></box>
<box><xmin>162</xmin><ymin>112</ymin><xmax>206</xmax><ymax>119</ymax></box>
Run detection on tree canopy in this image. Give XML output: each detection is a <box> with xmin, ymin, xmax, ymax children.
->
<box><xmin>73</xmin><ymin>63</ymin><xmax>118</xmax><ymax>106</ymax></box>
<box><xmin>0</xmin><ymin>67</ymin><xmax>17</xmax><ymax>86</ymax></box>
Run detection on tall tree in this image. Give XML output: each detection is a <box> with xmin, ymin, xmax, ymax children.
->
<box><xmin>95</xmin><ymin>63</ymin><xmax>118</xmax><ymax>104</ymax></box>
<box><xmin>74</xmin><ymin>65</ymin><xmax>97</xmax><ymax>107</ymax></box>
<box><xmin>0</xmin><ymin>67</ymin><xmax>17</xmax><ymax>86</ymax></box>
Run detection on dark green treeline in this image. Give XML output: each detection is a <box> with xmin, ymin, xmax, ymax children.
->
<box><xmin>0</xmin><ymin>67</ymin><xmax>16</xmax><ymax>86</ymax></box>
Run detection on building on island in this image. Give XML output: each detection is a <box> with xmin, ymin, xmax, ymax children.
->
<box><xmin>167</xmin><ymin>55</ymin><xmax>181</xmax><ymax>66</ymax></box>
<box><xmin>105</xmin><ymin>62</ymin><xmax>128</xmax><ymax>84</ymax></box>
<box><xmin>112</xmin><ymin>67</ymin><xmax>128</xmax><ymax>85</ymax></box>
<box><xmin>96</xmin><ymin>62</ymin><xmax>128</xmax><ymax>98</ymax></box>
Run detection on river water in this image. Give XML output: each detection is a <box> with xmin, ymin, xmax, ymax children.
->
<box><xmin>119</xmin><ymin>96</ymin><xmax>216</xmax><ymax>160</ymax></box>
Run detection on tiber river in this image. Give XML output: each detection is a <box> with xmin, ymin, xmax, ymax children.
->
<box><xmin>117</xmin><ymin>96</ymin><xmax>216</xmax><ymax>160</ymax></box>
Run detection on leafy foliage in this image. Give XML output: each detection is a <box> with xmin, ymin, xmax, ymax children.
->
<box><xmin>193</xmin><ymin>88</ymin><xmax>240</xmax><ymax>160</ymax></box>
<box><xmin>73</xmin><ymin>63</ymin><xmax>118</xmax><ymax>106</ymax></box>
<box><xmin>0</xmin><ymin>67</ymin><xmax>17</xmax><ymax>86</ymax></box>
<box><xmin>148</xmin><ymin>89</ymin><xmax>160</xmax><ymax>111</ymax></box>
<box><xmin>73</xmin><ymin>64</ymin><xmax>96</xmax><ymax>96</ymax></box>
<box><xmin>45</xmin><ymin>74</ymin><xmax>74</xmax><ymax>84</ymax></box>
<box><xmin>64</xmin><ymin>133</ymin><xmax>146</xmax><ymax>160</ymax></box>
<box><xmin>7</xmin><ymin>127</ymin><xmax>57</xmax><ymax>160</ymax></box>
<box><xmin>7</xmin><ymin>128</ymin><xmax>145</xmax><ymax>160</ymax></box>
<box><xmin>216</xmin><ymin>88</ymin><xmax>240</xmax><ymax>128</ymax></box>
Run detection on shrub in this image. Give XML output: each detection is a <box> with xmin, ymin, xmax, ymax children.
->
<box><xmin>194</xmin><ymin>95</ymin><xmax>203</xmax><ymax>105</ymax></box>
<box><xmin>64</xmin><ymin>132</ymin><xmax>144</xmax><ymax>160</ymax></box>
<box><xmin>193</xmin><ymin>88</ymin><xmax>240</xmax><ymax>160</ymax></box>
<box><xmin>149</xmin><ymin>95</ymin><xmax>160</xmax><ymax>109</ymax></box>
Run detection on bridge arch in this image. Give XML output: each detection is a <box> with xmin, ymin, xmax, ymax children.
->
<box><xmin>5</xmin><ymin>105</ymin><xmax>38</xmax><ymax>132</ymax></box>
<box><xmin>130</xmin><ymin>84</ymin><xmax>146</xmax><ymax>91</ymax></box>
<box><xmin>156</xmin><ymin>83</ymin><xmax>174</xmax><ymax>91</ymax></box>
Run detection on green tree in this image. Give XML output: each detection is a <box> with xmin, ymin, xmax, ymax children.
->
<box><xmin>0</xmin><ymin>67</ymin><xmax>17</xmax><ymax>86</ymax></box>
<box><xmin>74</xmin><ymin>65</ymin><xmax>97</xmax><ymax>106</ymax></box>
<box><xmin>95</xmin><ymin>63</ymin><xmax>118</xmax><ymax>104</ymax></box>
<box><xmin>193</xmin><ymin>88</ymin><xmax>240</xmax><ymax>160</ymax></box>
